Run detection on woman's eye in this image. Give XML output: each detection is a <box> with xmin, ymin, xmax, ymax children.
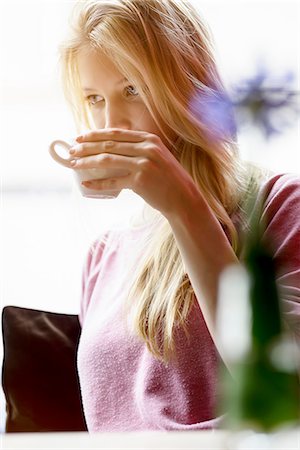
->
<box><xmin>125</xmin><ymin>85</ymin><xmax>139</xmax><ymax>97</ymax></box>
<box><xmin>86</xmin><ymin>95</ymin><xmax>103</xmax><ymax>105</ymax></box>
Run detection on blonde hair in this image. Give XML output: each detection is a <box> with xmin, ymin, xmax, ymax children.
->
<box><xmin>60</xmin><ymin>0</ymin><xmax>248</xmax><ymax>362</ymax></box>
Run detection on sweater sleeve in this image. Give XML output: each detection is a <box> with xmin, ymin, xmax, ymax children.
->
<box><xmin>79</xmin><ymin>233</ymin><xmax>110</xmax><ymax>327</ymax></box>
<box><xmin>260</xmin><ymin>173</ymin><xmax>300</xmax><ymax>340</ymax></box>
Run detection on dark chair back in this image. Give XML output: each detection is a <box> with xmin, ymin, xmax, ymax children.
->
<box><xmin>1</xmin><ymin>306</ymin><xmax>87</xmax><ymax>432</ymax></box>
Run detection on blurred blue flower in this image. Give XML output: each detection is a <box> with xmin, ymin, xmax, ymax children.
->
<box><xmin>231</xmin><ymin>68</ymin><xmax>299</xmax><ymax>138</ymax></box>
<box><xmin>189</xmin><ymin>89</ymin><xmax>237</xmax><ymax>142</ymax></box>
<box><xmin>190</xmin><ymin>67</ymin><xmax>299</xmax><ymax>141</ymax></box>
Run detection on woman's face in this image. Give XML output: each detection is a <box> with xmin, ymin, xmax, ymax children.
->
<box><xmin>77</xmin><ymin>49</ymin><xmax>171</xmax><ymax>144</ymax></box>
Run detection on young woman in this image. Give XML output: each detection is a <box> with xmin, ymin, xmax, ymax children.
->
<box><xmin>59</xmin><ymin>0</ymin><xmax>300</xmax><ymax>432</ymax></box>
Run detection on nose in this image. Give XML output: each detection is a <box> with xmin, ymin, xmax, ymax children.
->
<box><xmin>104</xmin><ymin>102</ymin><xmax>132</xmax><ymax>130</ymax></box>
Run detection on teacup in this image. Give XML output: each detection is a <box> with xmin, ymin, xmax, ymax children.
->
<box><xmin>49</xmin><ymin>139</ymin><xmax>127</xmax><ymax>199</ymax></box>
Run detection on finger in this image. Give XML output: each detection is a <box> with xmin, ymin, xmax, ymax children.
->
<box><xmin>71</xmin><ymin>153</ymin><xmax>147</xmax><ymax>171</ymax></box>
<box><xmin>81</xmin><ymin>174</ymin><xmax>132</xmax><ymax>192</ymax></box>
<box><xmin>70</xmin><ymin>141</ymin><xmax>149</xmax><ymax>158</ymax></box>
<box><xmin>76</xmin><ymin>128</ymin><xmax>148</xmax><ymax>143</ymax></box>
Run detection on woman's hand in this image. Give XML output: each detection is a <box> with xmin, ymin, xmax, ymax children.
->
<box><xmin>69</xmin><ymin>128</ymin><xmax>202</xmax><ymax>218</ymax></box>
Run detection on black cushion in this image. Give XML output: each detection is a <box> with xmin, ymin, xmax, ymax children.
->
<box><xmin>1</xmin><ymin>306</ymin><xmax>87</xmax><ymax>432</ymax></box>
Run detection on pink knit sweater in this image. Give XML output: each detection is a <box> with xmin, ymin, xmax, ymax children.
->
<box><xmin>77</xmin><ymin>173</ymin><xmax>300</xmax><ymax>432</ymax></box>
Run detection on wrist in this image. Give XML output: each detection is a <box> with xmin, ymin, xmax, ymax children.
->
<box><xmin>164</xmin><ymin>184</ymin><xmax>208</xmax><ymax>229</ymax></box>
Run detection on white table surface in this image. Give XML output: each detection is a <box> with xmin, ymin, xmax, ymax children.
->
<box><xmin>1</xmin><ymin>429</ymin><xmax>299</xmax><ymax>450</ymax></box>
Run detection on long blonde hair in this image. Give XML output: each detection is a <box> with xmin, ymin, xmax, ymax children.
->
<box><xmin>60</xmin><ymin>0</ymin><xmax>248</xmax><ymax>362</ymax></box>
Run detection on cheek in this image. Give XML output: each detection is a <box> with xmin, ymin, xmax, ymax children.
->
<box><xmin>136</xmin><ymin>108</ymin><xmax>161</xmax><ymax>135</ymax></box>
<box><xmin>90</xmin><ymin>110</ymin><xmax>104</xmax><ymax>129</ymax></box>
<box><xmin>139</xmin><ymin>113</ymin><xmax>176</xmax><ymax>150</ymax></box>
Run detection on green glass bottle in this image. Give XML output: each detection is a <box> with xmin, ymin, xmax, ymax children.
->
<box><xmin>219</xmin><ymin>232</ymin><xmax>300</xmax><ymax>431</ymax></box>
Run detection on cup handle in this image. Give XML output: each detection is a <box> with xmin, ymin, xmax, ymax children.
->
<box><xmin>48</xmin><ymin>140</ymin><xmax>73</xmax><ymax>168</ymax></box>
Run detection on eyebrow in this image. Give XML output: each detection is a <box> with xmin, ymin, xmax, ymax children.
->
<box><xmin>82</xmin><ymin>77</ymin><xmax>128</xmax><ymax>92</ymax></box>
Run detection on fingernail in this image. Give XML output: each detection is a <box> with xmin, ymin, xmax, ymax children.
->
<box><xmin>76</xmin><ymin>135</ymin><xmax>83</xmax><ymax>142</ymax></box>
<box><xmin>69</xmin><ymin>149</ymin><xmax>75</xmax><ymax>155</ymax></box>
<box><xmin>70</xmin><ymin>159</ymin><xmax>77</xmax><ymax>166</ymax></box>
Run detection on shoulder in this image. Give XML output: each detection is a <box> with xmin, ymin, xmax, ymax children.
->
<box><xmin>256</xmin><ymin>173</ymin><xmax>300</xmax><ymax>272</ymax></box>
<box><xmin>259</xmin><ymin>172</ymin><xmax>300</xmax><ymax>224</ymax></box>
<box><xmin>259</xmin><ymin>174</ymin><xmax>300</xmax><ymax>336</ymax></box>
<box><xmin>79</xmin><ymin>229</ymin><xmax>117</xmax><ymax>326</ymax></box>
<box><xmin>261</xmin><ymin>172</ymin><xmax>300</xmax><ymax>201</ymax></box>
<box><xmin>236</xmin><ymin>166</ymin><xmax>300</xmax><ymax>229</ymax></box>
<box><xmin>83</xmin><ymin>223</ymin><xmax>149</xmax><ymax>275</ymax></box>
<box><xmin>236</xmin><ymin>170</ymin><xmax>300</xmax><ymax>262</ymax></box>
<box><xmin>82</xmin><ymin>229</ymin><xmax>116</xmax><ymax>279</ymax></box>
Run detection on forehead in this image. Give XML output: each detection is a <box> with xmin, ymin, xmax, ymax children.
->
<box><xmin>77</xmin><ymin>49</ymin><xmax>126</xmax><ymax>90</ymax></box>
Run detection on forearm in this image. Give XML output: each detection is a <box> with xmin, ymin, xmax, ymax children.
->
<box><xmin>165</xmin><ymin>189</ymin><xmax>239</xmax><ymax>366</ymax></box>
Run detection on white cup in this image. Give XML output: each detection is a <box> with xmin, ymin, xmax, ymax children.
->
<box><xmin>49</xmin><ymin>139</ymin><xmax>127</xmax><ymax>199</ymax></box>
